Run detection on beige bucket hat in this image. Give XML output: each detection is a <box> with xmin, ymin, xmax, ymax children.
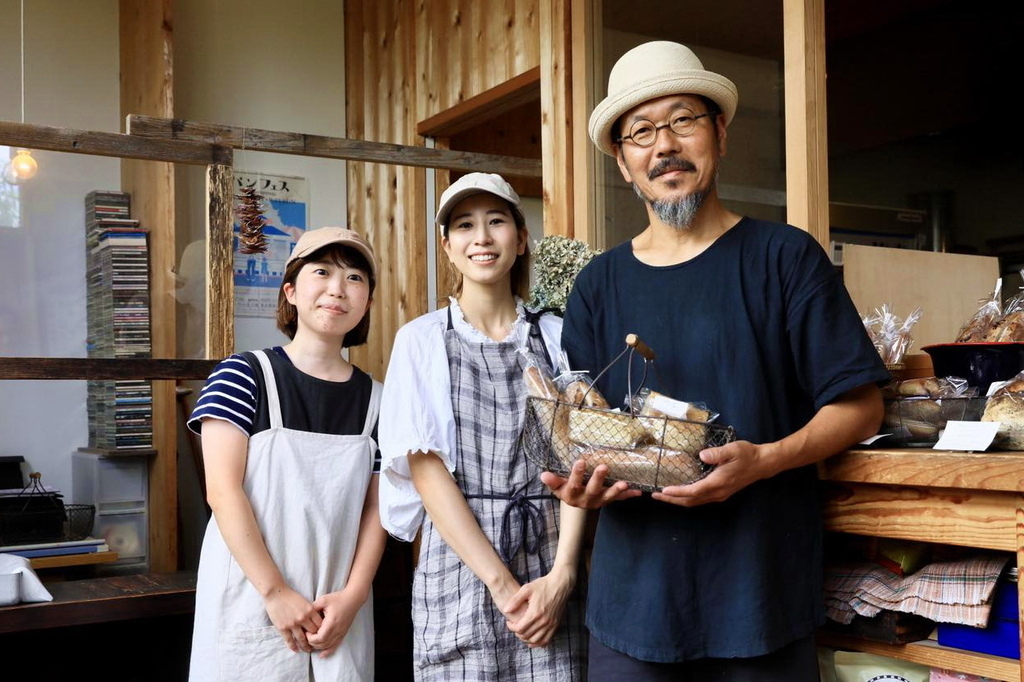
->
<box><xmin>286</xmin><ymin>226</ymin><xmax>378</xmax><ymax>278</ymax></box>
<box><xmin>588</xmin><ymin>41</ymin><xmax>739</xmax><ymax>157</ymax></box>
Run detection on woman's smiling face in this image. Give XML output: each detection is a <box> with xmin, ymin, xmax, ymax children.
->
<box><xmin>442</xmin><ymin>192</ymin><xmax>526</xmax><ymax>288</ymax></box>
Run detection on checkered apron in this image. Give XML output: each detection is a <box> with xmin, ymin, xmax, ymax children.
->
<box><xmin>410</xmin><ymin>310</ymin><xmax>586</xmax><ymax>681</ymax></box>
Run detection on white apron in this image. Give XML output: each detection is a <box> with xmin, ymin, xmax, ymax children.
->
<box><xmin>189</xmin><ymin>350</ymin><xmax>382</xmax><ymax>682</ymax></box>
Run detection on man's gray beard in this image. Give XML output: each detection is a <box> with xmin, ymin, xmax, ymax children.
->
<box><xmin>632</xmin><ymin>171</ymin><xmax>717</xmax><ymax>230</ymax></box>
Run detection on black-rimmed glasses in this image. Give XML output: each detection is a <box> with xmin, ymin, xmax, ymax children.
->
<box><xmin>615</xmin><ymin>111</ymin><xmax>717</xmax><ymax>147</ymax></box>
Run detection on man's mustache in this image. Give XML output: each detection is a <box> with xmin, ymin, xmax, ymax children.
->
<box><xmin>648</xmin><ymin>158</ymin><xmax>697</xmax><ymax>180</ymax></box>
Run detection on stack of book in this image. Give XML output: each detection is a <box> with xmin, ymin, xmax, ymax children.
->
<box><xmin>0</xmin><ymin>537</ymin><xmax>110</xmax><ymax>560</ymax></box>
<box><xmin>84</xmin><ymin>191</ymin><xmax>154</xmax><ymax>452</ymax></box>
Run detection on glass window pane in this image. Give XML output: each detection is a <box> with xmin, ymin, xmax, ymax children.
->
<box><xmin>826</xmin><ymin>0</ymin><xmax>1021</xmax><ymax>299</ymax></box>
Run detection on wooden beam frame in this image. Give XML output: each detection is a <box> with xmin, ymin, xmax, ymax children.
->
<box><xmin>126</xmin><ymin>115</ymin><xmax>543</xmax><ymax>178</ymax></box>
<box><xmin>0</xmin><ymin>120</ymin><xmax>228</xmax><ymax>165</ymax></box>
<box><xmin>0</xmin><ymin>359</ymin><xmax>218</xmax><ymax>381</ymax></box>
<box><xmin>206</xmin><ymin>164</ymin><xmax>235</xmax><ymax>361</ymax></box>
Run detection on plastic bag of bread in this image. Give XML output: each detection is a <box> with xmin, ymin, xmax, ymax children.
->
<box><xmin>634</xmin><ymin>388</ymin><xmax>718</xmax><ymax>422</ymax></box>
<box><xmin>881</xmin><ymin>376</ymin><xmax>981</xmax><ymax>444</ymax></box>
<box><xmin>986</xmin><ymin>275</ymin><xmax>1024</xmax><ymax>342</ymax></box>
<box><xmin>630</xmin><ymin>389</ymin><xmax>718</xmax><ymax>452</ymax></box>
<box><xmin>520</xmin><ymin>349</ymin><xmax>558</xmax><ymax>400</ymax></box>
<box><xmin>981</xmin><ymin>373</ymin><xmax>1024</xmax><ymax>449</ymax></box>
<box><xmin>556</xmin><ymin>370</ymin><xmax>610</xmax><ymax>408</ymax></box>
<box><xmin>527</xmin><ymin>395</ymin><xmax>574</xmax><ymax>462</ymax></box>
<box><xmin>882</xmin><ymin>375</ymin><xmax>973</xmax><ymax>399</ymax></box>
<box><xmin>568</xmin><ymin>407</ymin><xmax>649</xmax><ymax>449</ymax></box>
<box><xmin>578</xmin><ymin>443</ymin><xmax>711</xmax><ymax>488</ymax></box>
<box><xmin>955</xmin><ymin>279</ymin><xmax>1002</xmax><ymax>343</ymax></box>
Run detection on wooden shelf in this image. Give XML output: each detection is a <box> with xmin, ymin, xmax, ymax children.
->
<box><xmin>819</xmin><ymin>448</ymin><xmax>1024</xmax><ymax>492</ymax></box>
<box><xmin>820</xmin><ymin>448</ymin><xmax>1024</xmax><ymax>680</ymax></box>
<box><xmin>818</xmin><ymin>632</ymin><xmax>1020</xmax><ymax>682</ymax></box>
<box><xmin>29</xmin><ymin>551</ymin><xmax>119</xmax><ymax>570</ymax></box>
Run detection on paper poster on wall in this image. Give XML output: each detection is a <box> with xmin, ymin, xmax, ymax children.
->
<box><xmin>233</xmin><ymin>171</ymin><xmax>309</xmax><ymax>318</ymax></box>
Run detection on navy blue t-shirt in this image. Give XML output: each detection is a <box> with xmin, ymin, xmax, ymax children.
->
<box><xmin>561</xmin><ymin>217</ymin><xmax>889</xmax><ymax>662</ymax></box>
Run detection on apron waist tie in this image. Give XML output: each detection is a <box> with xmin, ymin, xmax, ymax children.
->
<box><xmin>465</xmin><ymin>491</ymin><xmax>549</xmax><ymax>582</ymax></box>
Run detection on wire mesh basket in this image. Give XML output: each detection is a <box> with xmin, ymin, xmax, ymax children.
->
<box><xmin>519</xmin><ymin>334</ymin><xmax>736</xmax><ymax>492</ymax></box>
<box><xmin>0</xmin><ymin>472</ymin><xmax>96</xmax><ymax>546</ymax></box>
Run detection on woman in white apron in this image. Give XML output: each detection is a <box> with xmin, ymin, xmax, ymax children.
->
<box><xmin>379</xmin><ymin>174</ymin><xmax>589</xmax><ymax>680</ymax></box>
<box><xmin>187</xmin><ymin>227</ymin><xmax>388</xmax><ymax>681</ymax></box>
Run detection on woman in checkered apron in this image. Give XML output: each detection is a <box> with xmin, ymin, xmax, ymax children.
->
<box><xmin>378</xmin><ymin>173</ymin><xmax>588</xmax><ymax>681</ymax></box>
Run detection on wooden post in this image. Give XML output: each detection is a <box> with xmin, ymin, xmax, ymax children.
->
<box><xmin>119</xmin><ymin>0</ymin><xmax>176</xmax><ymax>572</ymax></box>
<box><xmin>783</xmin><ymin>0</ymin><xmax>829</xmax><ymax>248</ymax></box>
<box><xmin>540</xmin><ymin>0</ymin><xmax>574</xmax><ymax>237</ymax></box>
<box><xmin>206</xmin><ymin>162</ymin><xmax>235</xmax><ymax>361</ymax></box>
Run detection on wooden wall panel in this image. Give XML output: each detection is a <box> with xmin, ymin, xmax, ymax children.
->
<box><xmin>119</xmin><ymin>0</ymin><xmax>177</xmax><ymax>571</ymax></box>
<box><xmin>346</xmin><ymin>0</ymin><xmax>424</xmax><ymax>380</ymax></box>
<box><xmin>346</xmin><ymin>0</ymin><xmax>543</xmax><ymax>378</ymax></box>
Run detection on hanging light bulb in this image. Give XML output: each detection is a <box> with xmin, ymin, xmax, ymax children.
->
<box><xmin>4</xmin><ymin>0</ymin><xmax>39</xmax><ymax>185</ymax></box>
<box><xmin>9</xmin><ymin>149</ymin><xmax>37</xmax><ymax>181</ymax></box>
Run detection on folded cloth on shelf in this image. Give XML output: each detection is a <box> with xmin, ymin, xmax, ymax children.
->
<box><xmin>825</xmin><ymin>554</ymin><xmax>1010</xmax><ymax>627</ymax></box>
<box><xmin>0</xmin><ymin>553</ymin><xmax>53</xmax><ymax>604</ymax></box>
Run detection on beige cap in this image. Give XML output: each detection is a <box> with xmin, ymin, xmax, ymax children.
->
<box><xmin>435</xmin><ymin>172</ymin><xmax>525</xmax><ymax>235</ymax></box>
<box><xmin>286</xmin><ymin>226</ymin><xmax>377</xmax><ymax>278</ymax></box>
<box><xmin>588</xmin><ymin>41</ymin><xmax>738</xmax><ymax>157</ymax></box>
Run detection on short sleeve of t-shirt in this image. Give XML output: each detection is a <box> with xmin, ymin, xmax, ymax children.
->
<box><xmin>187</xmin><ymin>354</ymin><xmax>258</xmax><ymax>436</ymax></box>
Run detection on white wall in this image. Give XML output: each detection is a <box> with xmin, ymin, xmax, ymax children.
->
<box><xmin>173</xmin><ymin>0</ymin><xmax>348</xmax><ymax>356</ymax></box>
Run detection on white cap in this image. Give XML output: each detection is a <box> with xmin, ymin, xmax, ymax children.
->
<box><xmin>435</xmin><ymin>172</ymin><xmax>525</xmax><ymax>235</ymax></box>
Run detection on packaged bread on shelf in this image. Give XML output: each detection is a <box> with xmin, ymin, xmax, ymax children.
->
<box><xmin>881</xmin><ymin>375</ymin><xmax>984</xmax><ymax>445</ymax></box>
<box><xmin>981</xmin><ymin>375</ymin><xmax>1024</xmax><ymax>449</ymax></box>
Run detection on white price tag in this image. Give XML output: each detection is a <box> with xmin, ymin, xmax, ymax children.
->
<box><xmin>932</xmin><ymin>421</ymin><xmax>1000</xmax><ymax>451</ymax></box>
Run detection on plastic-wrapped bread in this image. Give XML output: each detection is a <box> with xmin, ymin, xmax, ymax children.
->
<box><xmin>982</xmin><ymin>378</ymin><xmax>1024</xmax><ymax>449</ymax></box>
<box><xmin>638</xmin><ymin>389</ymin><xmax>714</xmax><ymax>422</ymax></box>
<box><xmin>523</xmin><ymin>363</ymin><xmax>559</xmax><ymax>400</ymax></box>
<box><xmin>568</xmin><ymin>408</ymin><xmax>648</xmax><ymax>449</ymax></box>
<box><xmin>580</xmin><ymin>444</ymin><xmax>709</xmax><ymax>488</ymax></box>
<box><xmin>638</xmin><ymin>416</ymin><xmax>708</xmax><ymax>453</ymax></box>
<box><xmin>529</xmin><ymin>397</ymin><xmax>573</xmax><ymax>461</ymax></box>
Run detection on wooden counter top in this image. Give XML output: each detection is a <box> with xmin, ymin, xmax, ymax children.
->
<box><xmin>0</xmin><ymin>570</ymin><xmax>196</xmax><ymax>634</ymax></box>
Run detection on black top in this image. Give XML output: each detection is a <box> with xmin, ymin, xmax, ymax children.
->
<box><xmin>561</xmin><ymin>217</ymin><xmax>890</xmax><ymax>662</ymax></box>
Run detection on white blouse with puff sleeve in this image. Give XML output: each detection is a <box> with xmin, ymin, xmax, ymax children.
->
<box><xmin>378</xmin><ymin>299</ymin><xmax>563</xmax><ymax>542</ymax></box>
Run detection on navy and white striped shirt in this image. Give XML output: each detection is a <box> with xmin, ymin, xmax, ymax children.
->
<box><xmin>188</xmin><ymin>354</ymin><xmax>260</xmax><ymax>434</ymax></box>
<box><xmin>189</xmin><ymin>347</ymin><xmax>380</xmax><ymax>472</ymax></box>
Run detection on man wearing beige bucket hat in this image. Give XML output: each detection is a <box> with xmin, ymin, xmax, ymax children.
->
<box><xmin>543</xmin><ymin>41</ymin><xmax>889</xmax><ymax>680</ymax></box>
